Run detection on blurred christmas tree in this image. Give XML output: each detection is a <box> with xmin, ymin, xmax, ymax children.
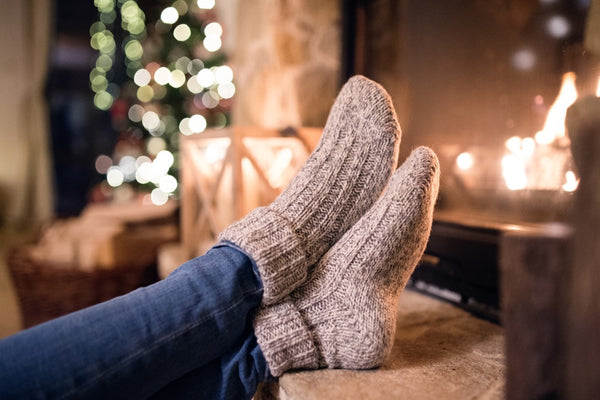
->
<box><xmin>89</xmin><ymin>0</ymin><xmax>234</xmax><ymax>205</ymax></box>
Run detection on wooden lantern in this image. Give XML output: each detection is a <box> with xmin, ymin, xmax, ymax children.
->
<box><xmin>180</xmin><ymin>126</ymin><xmax>321</xmax><ymax>257</ymax></box>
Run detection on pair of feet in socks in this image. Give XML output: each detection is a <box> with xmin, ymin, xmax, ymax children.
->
<box><xmin>220</xmin><ymin>75</ymin><xmax>440</xmax><ymax>377</ymax></box>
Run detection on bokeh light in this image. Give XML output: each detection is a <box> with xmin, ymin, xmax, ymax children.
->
<box><xmin>197</xmin><ymin>0</ymin><xmax>215</xmax><ymax>10</ymax></box>
<box><xmin>147</xmin><ymin>137</ymin><xmax>167</xmax><ymax>155</ymax></box>
<box><xmin>546</xmin><ymin>15</ymin><xmax>570</xmax><ymax>38</ymax></box>
<box><xmin>95</xmin><ymin>155</ymin><xmax>113</xmax><ymax>174</ymax></box>
<box><xmin>107</xmin><ymin>166</ymin><xmax>125</xmax><ymax>187</ymax></box>
<box><xmin>135</xmin><ymin>161</ymin><xmax>152</xmax><ymax>184</ymax></box>
<box><xmin>160</xmin><ymin>7</ymin><xmax>179</xmax><ymax>24</ymax></box>
<box><xmin>159</xmin><ymin>175</ymin><xmax>178</xmax><ymax>193</ymax></box>
<box><xmin>94</xmin><ymin>91</ymin><xmax>114</xmax><ymax>110</ymax></box>
<box><xmin>456</xmin><ymin>152</ymin><xmax>474</xmax><ymax>171</ymax></box>
<box><xmin>128</xmin><ymin>104</ymin><xmax>145</xmax><ymax>122</ymax></box>
<box><xmin>136</xmin><ymin>85</ymin><xmax>154</xmax><ymax>102</ymax></box>
<box><xmin>119</xmin><ymin>155</ymin><xmax>137</xmax><ymax>181</ymax></box>
<box><xmin>179</xmin><ymin>118</ymin><xmax>193</xmax><ymax>135</ymax></box>
<box><xmin>124</xmin><ymin>40</ymin><xmax>143</xmax><ymax>60</ymax></box>
<box><xmin>173</xmin><ymin>0</ymin><xmax>189</xmax><ymax>14</ymax></box>
<box><xmin>91</xmin><ymin>75</ymin><xmax>109</xmax><ymax>92</ymax></box>
<box><xmin>154</xmin><ymin>67</ymin><xmax>171</xmax><ymax>85</ymax></box>
<box><xmin>203</xmin><ymin>36</ymin><xmax>222</xmax><ymax>52</ymax></box>
<box><xmin>511</xmin><ymin>49</ymin><xmax>536</xmax><ymax>71</ymax></box>
<box><xmin>96</xmin><ymin>0</ymin><xmax>115</xmax><ymax>14</ymax></box>
<box><xmin>204</xmin><ymin>22</ymin><xmax>223</xmax><ymax>37</ymax></box>
<box><xmin>96</xmin><ymin>54</ymin><xmax>113</xmax><ymax>72</ymax></box>
<box><xmin>189</xmin><ymin>114</ymin><xmax>207</xmax><ymax>133</ymax></box>
<box><xmin>187</xmin><ymin>59</ymin><xmax>205</xmax><ymax>75</ymax></box>
<box><xmin>217</xmin><ymin>82</ymin><xmax>235</xmax><ymax>99</ymax></box>
<box><xmin>175</xmin><ymin>56</ymin><xmax>191</xmax><ymax>72</ymax></box>
<box><xmin>151</xmin><ymin>188</ymin><xmax>169</xmax><ymax>205</ymax></box>
<box><xmin>215</xmin><ymin>65</ymin><xmax>233</xmax><ymax>83</ymax></box>
<box><xmin>142</xmin><ymin>111</ymin><xmax>161</xmax><ymax>131</ymax></box>
<box><xmin>91</xmin><ymin>0</ymin><xmax>234</xmax><ymax>201</ymax></box>
<box><xmin>197</xmin><ymin>68</ymin><xmax>215</xmax><ymax>87</ymax></box>
<box><xmin>202</xmin><ymin>91</ymin><xmax>219</xmax><ymax>108</ymax></box>
<box><xmin>133</xmin><ymin>68</ymin><xmax>151</xmax><ymax>86</ymax></box>
<box><xmin>186</xmin><ymin>75</ymin><xmax>203</xmax><ymax>94</ymax></box>
<box><xmin>173</xmin><ymin>24</ymin><xmax>191</xmax><ymax>41</ymax></box>
<box><xmin>169</xmin><ymin>69</ymin><xmax>186</xmax><ymax>88</ymax></box>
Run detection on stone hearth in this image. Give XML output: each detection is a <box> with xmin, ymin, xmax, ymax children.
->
<box><xmin>255</xmin><ymin>289</ymin><xmax>504</xmax><ymax>400</ymax></box>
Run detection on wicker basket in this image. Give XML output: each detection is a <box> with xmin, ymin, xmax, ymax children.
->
<box><xmin>8</xmin><ymin>247</ymin><xmax>159</xmax><ymax>328</ymax></box>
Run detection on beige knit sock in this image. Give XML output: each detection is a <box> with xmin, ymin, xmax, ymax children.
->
<box><xmin>219</xmin><ymin>75</ymin><xmax>401</xmax><ymax>305</ymax></box>
<box><xmin>254</xmin><ymin>147</ymin><xmax>440</xmax><ymax>377</ymax></box>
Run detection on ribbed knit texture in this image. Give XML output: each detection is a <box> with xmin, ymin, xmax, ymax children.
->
<box><xmin>254</xmin><ymin>147</ymin><xmax>440</xmax><ymax>377</ymax></box>
<box><xmin>219</xmin><ymin>75</ymin><xmax>401</xmax><ymax>305</ymax></box>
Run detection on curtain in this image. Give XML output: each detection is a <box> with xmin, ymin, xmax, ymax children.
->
<box><xmin>0</xmin><ymin>0</ymin><xmax>54</xmax><ymax>227</ymax></box>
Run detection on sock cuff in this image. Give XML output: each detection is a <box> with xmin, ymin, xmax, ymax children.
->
<box><xmin>253</xmin><ymin>300</ymin><xmax>320</xmax><ymax>377</ymax></box>
<box><xmin>218</xmin><ymin>207</ymin><xmax>307</xmax><ymax>304</ymax></box>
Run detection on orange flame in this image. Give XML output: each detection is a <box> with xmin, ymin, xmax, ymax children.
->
<box><xmin>535</xmin><ymin>72</ymin><xmax>578</xmax><ymax>144</ymax></box>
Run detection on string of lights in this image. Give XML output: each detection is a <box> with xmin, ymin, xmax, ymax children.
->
<box><xmin>90</xmin><ymin>0</ymin><xmax>234</xmax><ymax>205</ymax></box>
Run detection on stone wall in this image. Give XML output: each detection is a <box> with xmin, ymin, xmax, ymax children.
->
<box><xmin>231</xmin><ymin>0</ymin><xmax>341</xmax><ymax>128</ymax></box>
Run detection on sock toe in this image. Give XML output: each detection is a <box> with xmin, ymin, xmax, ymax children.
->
<box><xmin>343</xmin><ymin>75</ymin><xmax>401</xmax><ymax>132</ymax></box>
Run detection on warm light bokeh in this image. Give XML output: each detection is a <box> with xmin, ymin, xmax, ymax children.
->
<box><xmin>535</xmin><ymin>72</ymin><xmax>578</xmax><ymax>144</ymax></box>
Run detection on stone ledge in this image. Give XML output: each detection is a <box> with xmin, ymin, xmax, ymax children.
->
<box><xmin>256</xmin><ymin>289</ymin><xmax>504</xmax><ymax>399</ymax></box>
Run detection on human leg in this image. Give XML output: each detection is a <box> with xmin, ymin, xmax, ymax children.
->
<box><xmin>148</xmin><ymin>330</ymin><xmax>269</xmax><ymax>400</ymax></box>
<box><xmin>220</xmin><ymin>75</ymin><xmax>401</xmax><ymax>305</ymax></box>
<box><xmin>0</xmin><ymin>243</ymin><xmax>263</xmax><ymax>400</ymax></box>
<box><xmin>255</xmin><ymin>147</ymin><xmax>440</xmax><ymax>376</ymax></box>
<box><xmin>145</xmin><ymin>146</ymin><xmax>440</xmax><ymax>395</ymax></box>
<box><xmin>0</xmin><ymin>74</ymin><xmax>404</xmax><ymax>399</ymax></box>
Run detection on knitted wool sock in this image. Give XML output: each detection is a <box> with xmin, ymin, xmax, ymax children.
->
<box><xmin>253</xmin><ymin>147</ymin><xmax>440</xmax><ymax>377</ymax></box>
<box><xmin>219</xmin><ymin>75</ymin><xmax>401</xmax><ymax>305</ymax></box>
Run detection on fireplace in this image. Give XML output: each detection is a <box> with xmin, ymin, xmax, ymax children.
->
<box><xmin>342</xmin><ymin>0</ymin><xmax>598</xmax><ymax>320</ymax></box>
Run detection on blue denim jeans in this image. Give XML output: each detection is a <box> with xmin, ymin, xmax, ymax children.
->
<box><xmin>0</xmin><ymin>242</ymin><xmax>272</xmax><ymax>399</ymax></box>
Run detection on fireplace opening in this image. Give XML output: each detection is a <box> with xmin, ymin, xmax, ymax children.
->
<box><xmin>343</xmin><ymin>0</ymin><xmax>597</xmax><ymax>320</ymax></box>
<box><xmin>344</xmin><ymin>0</ymin><xmax>595</xmax><ymax>222</ymax></box>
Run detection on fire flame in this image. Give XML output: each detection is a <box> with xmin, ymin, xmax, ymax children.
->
<box><xmin>456</xmin><ymin>71</ymin><xmax>591</xmax><ymax>193</ymax></box>
<box><xmin>563</xmin><ymin>170</ymin><xmax>579</xmax><ymax>192</ymax></box>
<box><xmin>535</xmin><ymin>72</ymin><xmax>578</xmax><ymax>145</ymax></box>
<box><xmin>501</xmin><ymin>72</ymin><xmax>582</xmax><ymax>191</ymax></box>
